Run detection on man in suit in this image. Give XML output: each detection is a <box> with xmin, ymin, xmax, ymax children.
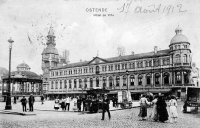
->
<box><xmin>28</xmin><ymin>94</ymin><xmax>35</xmax><ymax>112</ymax></box>
<box><xmin>101</xmin><ymin>94</ymin><xmax>111</xmax><ymax>120</ymax></box>
<box><xmin>20</xmin><ymin>95</ymin><xmax>27</xmax><ymax>112</ymax></box>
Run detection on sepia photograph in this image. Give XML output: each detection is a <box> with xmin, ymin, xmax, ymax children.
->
<box><xmin>0</xmin><ymin>0</ymin><xmax>200</xmax><ymax>127</ymax></box>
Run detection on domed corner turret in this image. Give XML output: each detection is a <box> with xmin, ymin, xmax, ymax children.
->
<box><xmin>46</xmin><ymin>25</ymin><xmax>56</xmax><ymax>46</ymax></box>
<box><xmin>169</xmin><ymin>26</ymin><xmax>192</xmax><ymax>66</ymax></box>
<box><xmin>169</xmin><ymin>26</ymin><xmax>190</xmax><ymax>51</ymax></box>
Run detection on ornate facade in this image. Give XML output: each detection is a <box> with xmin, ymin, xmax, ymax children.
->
<box><xmin>46</xmin><ymin>27</ymin><xmax>196</xmax><ymax>100</ymax></box>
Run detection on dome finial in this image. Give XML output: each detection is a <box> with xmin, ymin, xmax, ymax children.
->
<box><xmin>175</xmin><ymin>25</ymin><xmax>182</xmax><ymax>34</ymax></box>
<box><xmin>48</xmin><ymin>24</ymin><xmax>55</xmax><ymax>36</ymax></box>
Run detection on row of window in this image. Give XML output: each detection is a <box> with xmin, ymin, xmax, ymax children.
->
<box><xmin>174</xmin><ymin>54</ymin><xmax>188</xmax><ymax>63</ymax></box>
<box><xmin>51</xmin><ymin>57</ymin><xmax>170</xmax><ymax>77</ymax></box>
<box><xmin>170</xmin><ymin>44</ymin><xmax>188</xmax><ymax>50</ymax></box>
<box><xmin>50</xmin><ymin>72</ymin><xmax>189</xmax><ymax>89</ymax></box>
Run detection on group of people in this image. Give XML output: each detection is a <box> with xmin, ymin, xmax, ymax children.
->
<box><xmin>138</xmin><ymin>94</ymin><xmax>178</xmax><ymax>123</ymax></box>
<box><xmin>20</xmin><ymin>94</ymin><xmax>35</xmax><ymax>112</ymax></box>
<box><xmin>54</xmin><ymin>96</ymin><xmax>71</xmax><ymax>111</ymax></box>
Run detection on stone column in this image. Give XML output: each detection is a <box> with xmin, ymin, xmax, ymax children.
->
<box><xmin>106</xmin><ymin>76</ymin><xmax>109</xmax><ymax>88</ymax></box>
<box><xmin>99</xmin><ymin>76</ymin><xmax>103</xmax><ymax>88</ymax></box>
<box><xmin>143</xmin><ymin>74</ymin><xmax>146</xmax><ymax>88</ymax></box>
<box><xmin>120</xmin><ymin>75</ymin><xmax>123</xmax><ymax>90</ymax></box>
<box><xmin>160</xmin><ymin>73</ymin><xmax>163</xmax><ymax>87</ymax></box>
<box><xmin>135</xmin><ymin>74</ymin><xmax>138</xmax><ymax>87</ymax></box>
<box><xmin>151</xmin><ymin>73</ymin><xmax>154</xmax><ymax>86</ymax></box>
<box><xmin>93</xmin><ymin>77</ymin><xmax>96</xmax><ymax>88</ymax></box>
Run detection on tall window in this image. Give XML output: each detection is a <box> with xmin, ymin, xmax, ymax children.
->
<box><xmin>60</xmin><ymin>80</ymin><xmax>62</xmax><ymax>89</ymax></box>
<box><xmin>129</xmin><ymin>62</ymin><xmax>135</xmax><ymax>69</ymax></box>
<box><xmin>146</xmin><ymin>74</ymin><xmax>151</xmax><ymax>85</ymax></box>
<box><xmin>183</xmin><ymin>54</ymin><xmax>187</xmax><ymax>63</ymax></box>
<box><xmin>184</xmin><ymin>71</ymin><xmax>189</xmax><ymax>84</ymax></box>
<box><xmin>55</xmin><ymin>81</ymin><xmax>58</xmax><ymax>89</ymax></box>
<box><xmin>154</xmin><ymin>59</ymin><xmax>160</xmax><ymax>67</ymax></box>
<box><xmin>79</xmin><ymin>79</ymin><xmax>82</xmax><ymax>88</ymax></box>
<box><xmin>84</xmin><ymin>78</ymin><xmax>87</xmax><ymax>88</ymax></box>
<box><xmin>138</xmin><ymin>75</ymin><xmax>143</xmax><ymax>85</ymax></box>
<box><xmin>64</xmin><ymin>80</ymin><xmax>67</xmax><ymax>88</ymax></box>
<box><xmin>69</xmin><ymin>80</ymin><xmax>72</xmax><ymax>88</ymax></box>
<box><xmin>175</xmin><ymin>54</ymin><xmax>181</xmax><ymax>63</ymax></box>
<box><xmin>116</xmin><ymin>76</ymin><xmax>120</xmax><ymax>86</ymax></box>
<box><xmin>123</xmin><ymin>75</ymin><xmax>127</xmax><ymax>86</ymax></box>
<box><xmin>51</xmin><ymin>81</ymin><xmax>54</xmax><ymax>89</ymax></box>
<box><xmin>90</xmin><ymin>78</ymin><xmax>93</xmax><ymax>88</ymax></box>
<box><xmin>103</xmin><ymin>77</ymin><xmax>106</xmax><ymax>88</ymax></box>
<box><xmin>109</xmin><ymin>77</ymin><xmax>113</xmax><ymax>88</ymax></box>
<box><xmin>155</xmin><ymin>73</ymin><xmax>160</xmax><ymax>85</ymax></box>
<box><xmin>96</xmin><ymin>77</ymin><xmax>99</xmax><ymax>87</ymax></box>
<box><xmin>130</xmin><ymin>75</ymin><xmax>134</xmax><ymax>86</ymax></box>
<box><xmin>74</xmin><ymin>79</ymin><xmax>77</xmax><ymax>88</ymax></box>
<box><xmin>164</xmin><ymin>72</ymin><xmax>170</xmax><ymax>85</ymax></box>
<box><xmin>96</xmin><ymin>66</ymin><xmax>100</xmax><ymax>74</ymax></box>
<box><xmin>176</xmin><ymin>72</ymin><xmax>181</xmax><ymax>84</ymax></box>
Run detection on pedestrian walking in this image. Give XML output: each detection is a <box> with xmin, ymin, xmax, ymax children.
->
<box><xmin>169</xmin><ymin>95</ymin><xmax>178</xmax><ymax>123</ymax></box>
<box><xmin>101</xmin><ymin>94</ymin><xmax>111</xmax><ymax>120</ymax></box>
<box><xmin>54</xmin><ymin>97</ymin><xmax>60</xmax><ymax>110</ymax></box>
<box><xmin>41</xmin><ymin>95</ymin><xmax>44</xmax><ymax>105</ymax></box>
<box><xmin>28</xmin><ymin>94</ymin><xmax>35</xmax><ymax>112</ymax></box>
<box><xmin>20</xmin><ymin>95</ymin><xmax>27</xmax><ymax>112</ymax></box>
<box><xmin>149</xmin><ymin>95</ymin><xmax>158</xmax><ymax>121</ymax></box>
<box><xmin>61</xmin><ymin>98</ymin><xmax>66</xmax><ymax>111</ymax></box>
<box><xmin>156</xmin><ymin>95</ymin><xmax>168</xmax><ymax>123</ymax></box>
<box><xmin>77</xmin><ymin>97</ymin><xmax>82</xmax><ymax>112</ymax></box>
<box><xmin>138</xmin><ymin>94</ymin><xmax>150</xmax><ymax>121</ymax></box>
<box><xmin>14</xmin><ymin>95</ymin><xmax>17</xmax><ymax>104</ymax></box>
<box><xmin>65</xmin><ymin>96</ymin><xmax>70</xmax><ymax>111</ymax></box>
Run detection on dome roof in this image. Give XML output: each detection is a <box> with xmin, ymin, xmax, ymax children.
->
<box><xmin>42</xmin><ymin>45</ymin><xmax>58</xmax><ymax>55</ymax></box>
<box><xmin>170</xmin><ymin>26</ymin><xmax>188</xmax><ymax>44</ymax></box>
<box><xmin>17</xmin><ymin>62</ymin><xmax>30</xmax><ymax>69</ymax></box>
<box><xmin>3</xmin><ymin>70</ymin><xmax>41</xmax><ymax>80</ymax></box>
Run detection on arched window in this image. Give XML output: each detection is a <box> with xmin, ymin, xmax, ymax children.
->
<box><xmin>146</xmin><ymin>74</ymin><xmax>151</xmax><ymax>85</ymax></box>
<box><xmin>79</xmin><ymin>79</ymin><xmax>82</xmax><ymax>88</ymax></box>
<box><xmin>109</xmin><ymin>76</ymin><xmax>113</xmax><ymax>88</ymax></box>
<box><xmin>84</xmin><ymin>78</ymin><xmax>87</xmax><ymax>88</ymax></box>
<box><xmin>130</xmin><ymin>75</ymin><xmax>134</xmax><ymax>86</ymax></box>
<box><xmin>176</xmin><ymin>72</ymin><xmax>181</xmax><ymax>84</ymax></box>
<box><xmin>69</xmin><ymin>80</ymin><xmax>72</xmax><ymax>88</ymax></box>
<box><xmin>175</xmin><ymin>54</ymin><xmax>181</xmax><ymax>63</ymax></box>
<box><xmin>90</xmin><ymin>78</ymin><xmax>93</xmax><ymax>88</ymax></box>
<box><xmin>183</xmin><ymin>54</ymin><xmax>187</xmax><ymax>63</ymax></box>
<box><xmin>123</xmin><ymin>75</ymin><xmax>127</xmax><ymax>86</ymax></box>
<box><xmin>96</xmin><ymin>77</ymin><xmax>99</xmax><ymax>87</ymax></box>
<box><xmin>60</xmin><ymin>80</ymin><xmax>62</xmax><ymax>89</ymax></box>
<box><xmin>74</xmin><ymin>79</ymin><xmax>77</xmax><ymax>88</ymax></box>
<box><xmin>163</xmin><ymin>72</ymin><xmax>170</xmax><ymax>85</ymax></box>
<box><xmin>184</xmin><ymin>71</ymin><xmax>189</xmax><ymax>84</ymax></box>
<box><xmin>155</xmin><ymin>73</ymin><xmax>160</xmax><ymax>85</ymax></box>
<box><xmin>116</xmin><ymin>76</ymin><xmax>120</xmax><ymax>86</ymax></box>
<box><xmin>55</xmin><ymin>81</ymin><xmax>58</xmax><ymax>89</ymax></box>
<box><xmin>138</xmin><ymin>75</ymin><xmax>143</xmax><ymax>85</ymax></box>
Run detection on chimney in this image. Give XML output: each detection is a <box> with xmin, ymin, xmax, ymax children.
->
<box><xmin>131</xmin><ymin>51</ymin><xmax>135</xmax><ymax>55</ymax></box>
<box><xmin>154</xmin><ymin>46</ymin><xmax>158</xmax><ymax>54</ymax></box>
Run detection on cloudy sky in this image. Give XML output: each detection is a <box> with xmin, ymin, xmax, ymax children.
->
<box><xmin>0</xmin><ymin>0</ymin><xmax>200</xmax><ymax>74</ymax></box>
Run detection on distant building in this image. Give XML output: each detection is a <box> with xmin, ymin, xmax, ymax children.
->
<box><xmin>1</xmin><ymin>62</ymin><xmax>42</xmax><ymax>99</ymax></box>
<box><xmin>45</xmin><ymin>26</ymin><xmax>196</xmax><ymax>100</ymax></box>
<box><xmin>41</xmin><ymin>25</ymin><xmax>69</xmax><ymax>94</ymax></box>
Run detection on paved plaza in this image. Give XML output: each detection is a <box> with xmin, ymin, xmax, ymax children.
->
<box><xmin>0</xmin><ymin>101</ymin><xmax>200</xmax><ymax>128</ymax></box>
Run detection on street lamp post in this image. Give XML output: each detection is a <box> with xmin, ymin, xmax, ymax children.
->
<box><xmin>5</xmin><ymin>38</ymin><xmax>14</xmax><ymax>110</ymax></box>
<box><xmin>126</xmin><ymin>70</ymin><xmax>129</xmax><ymax>91</ymax></box>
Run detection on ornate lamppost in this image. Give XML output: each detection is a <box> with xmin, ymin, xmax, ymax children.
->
<box><xmin>5</xmin><ymin>38</ymin><xmax>14</xmax><ymax>110</ymax></box>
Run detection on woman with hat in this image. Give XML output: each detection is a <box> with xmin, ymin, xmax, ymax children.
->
<box><xmin>168</xmin><ymin>95</ymin><xmax>178</xmax><ymax>123</ymax></box>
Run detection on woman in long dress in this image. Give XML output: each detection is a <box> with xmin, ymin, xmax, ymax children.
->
<box><xmin>149</xmin><ymin>95</ymin><xmax>158</xmax><ymax>121</ymax></box>
<box><xmin>169</xmin><ymin>95</ymin><xmax>178</xmax><ymax>123</ymax></box>
<box><xmin>156</xmin><ymin>95</ymin><xmax>168</xmax><ymax>122</ymax></box>
<box><xmin>138</xmin><ymin>94</ymin><xmax>150</xmax><ymax>120</ymax></box>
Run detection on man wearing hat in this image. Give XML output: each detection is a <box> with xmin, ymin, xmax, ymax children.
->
<box><xmin>20</xmin><ymin>95</ymin><xmax>27</xmax><ymax>112</ymax></box>
<box><xmin>28</xmin><ymin>94</ymin><xmax>35</xmax><ymax>112</ymax></box>
<box><xmin>101</xmin><ymin>94</ymin><xmax>111</xmax><ymax>120</ymax></box>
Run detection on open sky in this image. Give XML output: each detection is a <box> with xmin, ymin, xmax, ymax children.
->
<box><xmin>0</xmin><ymin>0</ymin><xmax>200</xmax><ymax>74</ymax></box>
